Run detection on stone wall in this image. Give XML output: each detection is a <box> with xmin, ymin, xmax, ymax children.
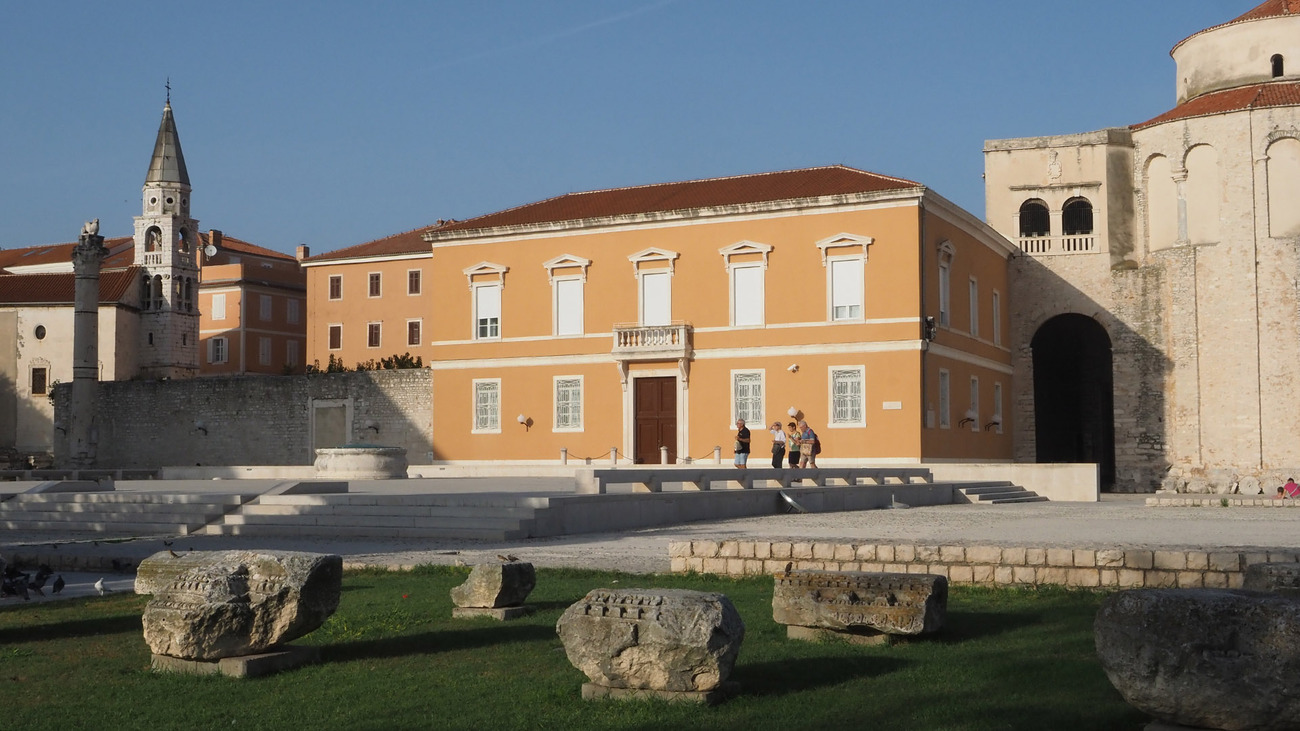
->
<box><xmin>52</xmin><ymin>369</ymin><xmax>431</xmax><ymax>468</ymax></box>
<box><xmin>669</xmin><ymin>538</ymin><xmax>1299</xmax><ymax>590</ymax></box>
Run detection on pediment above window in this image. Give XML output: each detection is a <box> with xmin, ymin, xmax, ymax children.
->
<box><xmin>628</xmin><ymin>247</ymin><xmax>680</xmax><ymax>275</ymax></box>
<box><xmin>463</xmin><ymin>261</ymin><xmax>509</xmax><ymax>288</ymax></box>
<box><xmin>718</xmin><ymin>240</ymin><xmax>773</xmax><ymax>269</ymax></box>
<box><xmin>542</xmin><ymin>254</ymin><xmax>591</xmax><ymax>283</ymax></box>
<box><xmin>815</xmin><ymin>233</ymin><xmax>873</xmax><ymax>267</ymax></box>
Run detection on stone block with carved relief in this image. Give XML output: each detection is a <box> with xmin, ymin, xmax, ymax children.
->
<box><xmin>772</xmin><ymin>570</ymin><xmax>947</xmax><ymax>637</ymax></box>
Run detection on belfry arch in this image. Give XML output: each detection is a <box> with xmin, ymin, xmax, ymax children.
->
<box><xmin>1031</xmin><ymin>314</ymin><xmax>1116</xmax><ymax>489</ymax></box>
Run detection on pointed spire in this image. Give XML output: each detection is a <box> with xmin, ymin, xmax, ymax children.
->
<box><xmin>145</xmin><ymin>98</ymin><xmax>190</xmax><ymax>186</ymax></box>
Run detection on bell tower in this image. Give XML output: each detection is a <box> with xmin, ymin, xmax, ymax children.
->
<box><xmin>133</xmin><ymin>93</ymin><xmax>200</xmax><ymax>378</ymax></box>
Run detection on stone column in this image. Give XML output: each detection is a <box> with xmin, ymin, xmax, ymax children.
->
<box><xmin>68</xmin><ymin>223</ymin><xmax>106</xmax><ymax>468</ymax></box>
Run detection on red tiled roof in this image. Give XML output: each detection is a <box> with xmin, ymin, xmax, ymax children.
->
<box><xmin>430</xmin><ymin>165</ymin><xmax>921</xmax><ymax>236</ymax></box>
<box><xmin>1174</xmin><ymin>0</ymin><xmax>1300</xmax><ymax>52</ymax></box>
<box><xmin>1132</xmin><ymin>80</ymin><xmax>1300</xmax><ymax>129</ymax></box>
<box><xmin>0</xmin><ymin>237</ymin><xmax>133</xmax><ymax>272</ymax></box>
<box><xmin>305</xmin><ymin>226</ymin><xmax>434</xmax><ymax>263</ymax></box>
<box><xmin>0</xmin><ymin>266</ymin><xmax>142</xmax><ymax>305</ymax></box>
<box><xmin>199</xmin><ymin>232</ymin><xmax>296</xmax><ymax>262</ymax></box>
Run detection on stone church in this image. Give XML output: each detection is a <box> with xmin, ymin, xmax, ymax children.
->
<box><xmin>984</xmin><ymin>0</ymin><xmax>1300</xmax><ymax>493</ymax></box>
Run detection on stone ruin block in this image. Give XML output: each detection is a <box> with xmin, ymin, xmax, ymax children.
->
<box><xmin>1243</xmin><ymin>561</ymin><xmax>1300</xmax><ymax>598</ymax></box>
<box><xmin>1095</xmin><ymin>588</ymin><xmax>1300</xmax><ymax>730</ymax></box>
<box><xmin>556</xmin><ymin>588</ymin><xmax>744</xmax><ymax>697</ymax></box>
<box><xmin>772</xmin><ymin>570</ymin><xmax>947</xmax><ymax>640</ymax></box>
<box><xmin>451</xmin><ymin>563</ymin><xmax>536</xmax><ymax>609</ymax></box>
<box><xmin>139</xmin><ymin>550</ymin><xmax>342</xmax><ymax>661</ymax></box>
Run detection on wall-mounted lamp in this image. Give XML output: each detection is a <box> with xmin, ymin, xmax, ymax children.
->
<box><xmin>787</xmin><ymin>363</ymin><xmax>799</xmax><ymax>373</ymax></box>
<box><xmin>957</xmin><ymin>409</ymin><xmax>978</xmax><ymax>428</ymax></box>
<box><xmin>787</xmin><ymin>407</ymin><xmax>799</xmax><ymax>418</ymax></box>
<box><xmin>517</xmin><ymin>414</ymin><xmax>531</xmax><ymax>431</ymax></box>
<box><xmin>193</xmin><ymin>420</ymin><xmax>208</xmax><ymax>436</ymax></box>
<box><xmin>365</xmin><ymin>420</ymin><xmax>380</xmax><ymax>434</ymax></box>
<box><xmin>53</xmin><ymin>423</ymin><xmax>66</xmax><ymax>435</ymax></box>
<box><xmin>923</xmin><ymin>316</ymin><xmax>938</xmax><ymax>342</ymax></box>
<box><xmin>984</xmin><ymin>417</ymin><xmax>1002</xmax><ymax>431</ymax></box>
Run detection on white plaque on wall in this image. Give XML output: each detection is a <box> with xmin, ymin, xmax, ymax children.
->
<box><xmin>882</xmin><ymin>401</ymin><xmax>903</xmax><ymax>410</ymax></box>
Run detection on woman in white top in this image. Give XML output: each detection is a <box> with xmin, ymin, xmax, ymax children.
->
<box><xmin>769</xmin><ymin>421</ymin><xmax>787</xmax><ymax>469</ymax></box>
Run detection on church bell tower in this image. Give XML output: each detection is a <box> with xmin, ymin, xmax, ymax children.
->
<box><xmin>133</xmin><ymin>96</ymin><xmax>200</xmax><ymax>378</ymax></box>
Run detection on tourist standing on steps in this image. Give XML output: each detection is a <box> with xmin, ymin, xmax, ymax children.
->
<box><xmin>797</xmin><ymin>419</ymin><xmax>819</xmax><ymax>468</ymax></box>
<box><xmin>769</xmin><ymin>421</ymin><xmax>787</xmax><ymax>469</ymax></box>
<box><xmin>786</xmin><ymin>422</ymin><xmax>800</xmax><ymax>468</ymax></box>
<box><xmin>733</xmin><ymin>419</ymin><xmax>751</xmax><ymax>469</ymax></box>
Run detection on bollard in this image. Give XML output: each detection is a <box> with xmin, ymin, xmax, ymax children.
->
<box><xmin>660</xmin><ymin>446</ymin><xmax>669</xmax><ymax>465</ymax></box>
<box><xmin>560</xmin><ymin>448</ymin><xmax>568</xmax><ymax>465</ymax></box>
<box><xmin>609</xmin><ymin>447</ymin><xmax>617</xmax><ymax>465</ymax></box>
<box><xmin>714</xmin><ymin>446</ymin><xmax>722</xmax><ymax>464</ymax></box>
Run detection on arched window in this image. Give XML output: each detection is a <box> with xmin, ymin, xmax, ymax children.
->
<box><xmin>1272</xmin><ymin>54</ymin><xmax>1285</xmax><ymax>78</ymax></box>
<box><xmin>144</xmin><ymin>226</ymin><xmax>161</xmax><ymax>252</ymax></box>
<box><xmin>153</xmin><ymin>275</ymin><xmax>164</xmax><ymax>310</ymax></box>
<box><xmin>1018</xmin><ymin>200</ymin><xmax>1050</xmax><ymax>237</ymax></box>
<box><xmin>1062</xmin><ymin>198</ymin><xmax>1094</xmax><ymax>235</ymax></box>
<box><xmin>184</xmin><ymin>278</ymin><xmax>193</xmax><ymax>312</ymax></box>
<box><xmin>141</xmin><ymin>274</ymin><xmax>152</xmax><ymax>310</ymax></box>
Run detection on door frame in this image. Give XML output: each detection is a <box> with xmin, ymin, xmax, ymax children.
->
<box><xmin>623</xmin><ymin>368</ymin><xmax>687</xmax><ymax>464</ymax></box>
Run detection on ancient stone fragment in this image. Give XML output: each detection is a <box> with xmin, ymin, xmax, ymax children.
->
<box><xmin>772</xmin><ymin>570</ymin><xmax>947</xmax><ymax>635</ymax></box>
<box><xmin>1243</xmin><ymin>562</ymin><xmax>1300</xmax><ymax>599</ymax></box>
<box><xmin>140</xmin><ymin>550</ymin><xmax>342</xmax><ymax>661</ymax></box>
<box><xmin>1095</xmin><ymin>588</ymin><xmax>1300</xmax><ymax>731</ymax></box>
<box><xmin>556</xmin><ymin>588</ymin><xmax>744</xmax><ymax>693</ymax></box>
<box><xmin>451</xmin><ymin>563</ymin><xmax>536</xmax><ymax>608</ymax></box>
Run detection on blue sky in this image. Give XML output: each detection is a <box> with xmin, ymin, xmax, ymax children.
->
<box><xmin>0</xmin><ymin>1</ymin><xmax>1261</xmax><ymax>256</ymax></box>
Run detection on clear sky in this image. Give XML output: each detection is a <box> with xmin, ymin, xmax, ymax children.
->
<box><xmin>0</xmin><ymin>1</ymin><xmax>1262</xmax><ymax>256</ymax></box>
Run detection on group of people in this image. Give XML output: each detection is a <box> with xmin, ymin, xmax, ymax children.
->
<box><xmin>732</xmin><ymin>418</ymin><xmax>820</xmax><ymax>469</ymax></box>
<box><xmin>1275</xmin><ymin>477</ymin><xmax>1300</xmax><ymax>499</ymax></box>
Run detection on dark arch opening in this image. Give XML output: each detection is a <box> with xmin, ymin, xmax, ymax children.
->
<box><xmin>1019</xmin><ymin>199</ymin><xmax>1050</xmax><ymax>237</ymax></box>
<box><xmin>1031</xmin><ymin>314</ymin><xmax>1115</xmax><ymax>489</ymax></box>
<box><xmin>1272</xmin><ymin>54</ymin><xmax>1284</xmax><ymax>78</ymax></box>
<box><xmin>1062</xmin><ymin>197</ymin><xmax>1094</xmax><ymax>235</ymax></box>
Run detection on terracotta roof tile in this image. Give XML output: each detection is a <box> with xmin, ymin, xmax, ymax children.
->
<box><xmin>305</xmin><ymin>226</ymin><xmax>434</xmax><ymax>263</ymax></box>
<box><xmin>199</xmin><ymin>232</ymin><xmax>297</xmax><ymax>262</ymax></box>
<box><xmin>0</xmin><ymin>237</ymin><xmax>133</xmax><ymax>272</ymax></box>
<box><xmin>1132</xmin><ymin>80</ymin><xmax>1300</xmax><ymax>129</ymax></box>
<box><xmin>0</xmin><ymin>266</ymin><xmax>141</xmax><ymax>305</ymax></box>
<box><xmin>1175</xmin><ymin>0</ymin><xmax>1300</xmax><ymax>52</ymax></box>
<box><xmin>430</xmin><ymin>165</ymin><xmax>920</xmax><ymax>236</ymax></box>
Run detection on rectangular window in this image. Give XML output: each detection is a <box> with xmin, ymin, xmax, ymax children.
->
<box><xmin>969</xmin><ymin>376</ymin><xmax>980</xmax><ymax>432</ymax></box>
<box><xmin>328</xmin><ymin>275</ymin><xmax>342</xmax><ymax>300</ymax></box>
<box><xmin>475</xmin><ymin>284</ymin><xmax>501</xmax><ymax>339</ymax></box>
<box><xmin>555</xmin><ymin>376</ymin><xmax>583</xmax><ymax>431</ymax></box>
<box><xmin>992</xmin><ymin>291</ymin><xmax>1001</xmax><ymax>346</ymax></box>
<box><xmin>732</xmin><ymin>371</ymin><xmax>763</xmax><ymax>426</ymax></box>
<box><xmin>939</xmin><ymin>369</ymin><xmax>950</xmax><ymax>429</ymax></box>
<box><xmin>731</xmin><ymin>264</ymin><xmax>765</xmax><ymax>327</ymax></box>
<box><xmin>212</xmin><ymin>293</ymin><xmax>226</xmax><ymax>321</ymax></box>
<box><xmin>368</xmin><ymin>272</ymin><xmax>382</xmax><ymax>298</ymax></box>
<box><xmin>473</xmin><ymin>380</ymin><xmax>501</xmax><ymax>433</ymax></box>
<box><xmin>408</xmin><ymin>270</ymin><xmax>422</xmax><ymax>295</ymax></box>
<box><xmin>968</xmin><ymin>278</ymin><xmax>979</xmax><ymax>336</ymax></box>
<box><xmin>367</xmin><ymin>322</ymin><xmax>381</xmax><ymax>348</ymax></box>
<box><xmin>328</xmin><ymin>325</ymin><xmax>342</xmax><ymax>350</ymax></box>
<box><xmin>829</xmin><ymin>257</ymin><xmax>864</xmax><ymax>321</ymax></box>
<box><xmin>209</xmin><ymin>337</ymin><xmax>229</xmax><ymax>364</ymax></box>
<box><xmin>993</xmin><ymin>381</ymin><xmax>1003</xmax><ymax>434</ymax></box>
<box><xmin>407</xmin><ymin>320</ymin><xmax>422</xmax><ymax>347</ymax></box>
<box><xmin>260</xmin><ymin>294</ymin><xmax>272</xmax><ymax>321</ymax></box>
<box><xmin>286</xmin><ymin>340</ymin><xmax>300</xmax><ymax>367</ymax></box>
<box><xmin>555</xmin><ymin>278</ymin><xmax>584</xmax><ymax>336</ymax></box>
<box><xmin>258</xmin><ymin>337</ymin><xmax>272</xmax><ymax>365</ymax></box>
<box><xmin>287</xmin><ymin>299</ymin><xmax>301</xmax><ymax>324</ymax></box>
<box><xmin>829</xmin><ymin>367</ymin><xmax>865</xmax><ymax>426</ymax></box>
<box><xmin>31</xmin><ymin>367</ymin><xmax>48</xmax><ymax>396</ymax></box>
<box><xmin>639</xmin><ymin>271</ymin><xmax>671</xmax><ymax>326</ymax></box>
<box><xmin>938</xmin><ymin>261</ymin><xmax>951</xmax><ymax>327</ymax></box>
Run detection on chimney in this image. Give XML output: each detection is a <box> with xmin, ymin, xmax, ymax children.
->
<box><xmin>296</xmin><ymin>245</ymin><xmax>310</xmax><ymax>261</ymax></box>
<box><xmin>209</xmin><ymin>229</ymin><xmax>223</xmax><ymax>250</ymax></box>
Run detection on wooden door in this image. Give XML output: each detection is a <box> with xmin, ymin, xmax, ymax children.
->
<box><xmin>634</xmin><ymin>376</ymin><xmax>676</xmax><ymax>464</ymax></box>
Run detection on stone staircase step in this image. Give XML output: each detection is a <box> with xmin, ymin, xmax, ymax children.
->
<box><xmin>222</xmin><ymin>513</ymin><xmax>529</xmax><ymax>531</ymax></box>
<box><xmin>199</xmin><ymin>523</ymin><xmax>528</xmax><ymax>541</ymax></box>
<box><xmin>3</xmin><ymin>492</ymin><xmax>255</xmax><ymax>504</ymax></box>
<box><xmin>239</xmin><ymin>503</ymin><xmax>540</xmax><ymax>519</ymax></box>
<box><xmin>0</xmin><ymin>519</ymin><xmax>205</xmax><ymax>534</ymax></box>
<box><xmin>254</xmin><ymin>494</ymin><xmax>553</xmax><ymax>509</ymax></box>
<box><xmin>956</xmin><ymin>483</ymin><xmax>1047</xmax><ymax>504</ymax></box>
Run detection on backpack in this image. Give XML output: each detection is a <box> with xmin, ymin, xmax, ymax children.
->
<box><xmin>813</xmin><ymin>438</ymin><xmax>821</xmax><ymax>455</ymax></box>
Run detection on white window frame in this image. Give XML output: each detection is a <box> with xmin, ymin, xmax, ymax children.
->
<box><xmin>472</xmin><ymin>378</ymin><xmax>502</xmax><ymax>434</ymax></box>
<box><xmin>993</xmin><ymin>381</ymin><xmax>1004</xmax><ymax>434</ymax></box>
<box><xmin>30</xmin><ymin>366</ymin><xmax>48</xmax><ymax>396</ymax></box>
<box><xmin>553</xmin><ymin>276</ymin><xmax>585</xmax><ymax>337</ymax></box>
<box><xmin>827</xmin><ymin>255</ymin><xmax>865</xmax><ymax>322</ymax></box>
<box><xmin>992</xmin><ymin>290</ymin><xmax>1001</xmax><ymax>346</ymax></box>
<box><xmin>368</xmin><ymin>272</ymin><xmax>382</xmax><ymax>298</ymax></box>
<box><xmin>719</xmin><ymin>241</ymin><xmax>772</xmax><ymax>328</ymax></box>
<box><xmin>472</xmin><ymin>282</ymin><xmax>502</xmax><ymax>340</ymax></box>
<box><xmin>553</xmin><ymin>375</ymin><xmax>584</xmax><ymax>432</ymax></box>
<box><xmin>212</xmin><ymin>293</ymin><xmax>226</xmax><ymax>321</ymax></box>
<box><xmin>259</xmin><ymin>336</ymin><xmax>272</xmax><ymax>366</ymax></box>
<box><xmin>938</xmin><ymin>368</ymin><xmax>951</xmax><ymax>429</ymax></box>
<box><xmin>637</xmin><ymin>269</ymin><xmax>672</xmax><ymax>326</ymax></box>
<box><xmin>259</xmin><ymin>294</ymin><xmax>272</xmax><ymax>321</ymax></box>
<box><xmin>628</xmin><ymin>248</ymin><xmax>679</xmax><ymax>326</ymax></box>
<box><xmin>367</xmin><ymin>322</ymin><xmax>381</xmax><ymax>349</ymax></box>
<box><xmin>937</xmin><ymin>241</ymin><xmax>954</xmax><ymax>328</ymax></box>
<box><xmin>407</xmin><ymin>319</ymin><xmax>422</xmax><ymax>347</ymax></box>
<box><xmin>407</xmin><ymin>269</ymin><xmax>422</xmax><ymax>296</ymax></box>
<box><xmin>827</xmin><ymin>365</ymin><xmax>866</xmax><ymax>428</ymax></box>
<box><xmin>328</xmin><ymin>324</ymin><xmax>342</xmax><ymax>351</ymax></box>
<box><xmin>730</xmin><ymin>369</ymin><xmax>764</xmax><ymax>428</ymax></box>
<box><xmin>968</xmin><ymin>376</ymin><xmax>980</xmax><ymax>432</ymax></box>
<box><xmin>968</xmin><ymin>277</ymin><xmax>979</xmax><ymax>337</ymax></box>
<box><xmin>287</xmin><ymin>299</ymin><xmax>301</xmax><ymax>324</ymax></box>
<box><xmin>209</xmin><ymin>336</ymin><xmax>229</xmax><ymax>364</ymax></box>
<box><xmin>328</xmin><ymin>275</ymin><xmax>342</xmax><ymax>300</ymax></box>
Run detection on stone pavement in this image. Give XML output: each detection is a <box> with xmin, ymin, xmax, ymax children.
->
<box><xmin>3</xmin><ymin>494</ymin><xmax>1297</xmax><ymax>591</ymax></box>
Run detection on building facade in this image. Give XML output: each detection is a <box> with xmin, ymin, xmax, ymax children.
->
<box><xmin>984</xmin><ymin>0</ymin><xmax>1300</xmax><ymax>492</ymax></box>
<box><xmin>308</xmin><ymin>166</ymin><xmax>1017</xmax><ymax>464</ymax></box>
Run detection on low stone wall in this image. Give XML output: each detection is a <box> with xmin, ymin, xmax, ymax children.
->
<box><xmin>668</xmin><ymin>539</ymin><xmax>1300</xmax><ymax>589</ymax></box>
<box><xmin>1146</xmin><ymin>495</ymin><xmax>1300</xmax><ymax>507</ymax></box>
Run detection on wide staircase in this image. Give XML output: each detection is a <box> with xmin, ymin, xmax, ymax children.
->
<box><xmin>954</xmin><ymin>481</ymin><xmax>1047</xmax><ymax>504</ymax></box>
<box><xmin>0</xmin><ymin>492</ymin><xmax>261</xmax><ymax>536</ymax></box>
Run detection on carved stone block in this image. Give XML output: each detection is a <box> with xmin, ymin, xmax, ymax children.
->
<box><xmin>1243</xmin><ymin>561</ymin><xmax>1300</xmax><ymax>598</ymax></box>
<box><xmin>556</xmin><ymin>588</ymin><xmax>744</xmax><ymax>693</ymax></box>
<box><xmin>450</xmin><ymin>563</ymin><xmax>535</xmax><ymax>608</ymax></box>
<box><xmin>140</xmin><ymin>550</ymin><xmax>341</xmax><ymax>661</ymax></box>
<box><xmin>1095</xmin><ymin>588</ymin><xmax>1300</xmax><ymax>730</ymax></box>
<box><xmin>772</xmin><ymin>570</ymin><xmax>947</xmax><ymax>636</ymax></box>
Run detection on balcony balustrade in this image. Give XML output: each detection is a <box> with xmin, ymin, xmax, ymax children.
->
<box><xmin>1017</xmin><ymin>235</ymin><xmax>1097</xmax><ymax>255</ymax></box>
<box><xmin>612</xmin><ymin>322</ymin><xmax>693</xmax><ymax>360</ymax></box>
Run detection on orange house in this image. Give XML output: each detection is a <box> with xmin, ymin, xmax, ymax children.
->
<box><xmin>306</xmin><ymin>166</ymin><xmax>1016</xmax><ymax>464</ymax></box>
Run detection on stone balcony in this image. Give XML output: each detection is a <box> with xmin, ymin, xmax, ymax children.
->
<box><xmin>611</xmin><ymin>323</ymin><xmax>693</xmax><ymax>361</ymax></box>
<box><xmin>1018</xmin><ymin>235</ymin><xmax>1097</xmax><ymax>255</ymax></box>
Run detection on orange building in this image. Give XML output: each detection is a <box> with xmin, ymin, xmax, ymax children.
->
<box><xmin>306</xmin><ymin>166</ymin><xmax>1016</xmax><ymax>465</ymax></box>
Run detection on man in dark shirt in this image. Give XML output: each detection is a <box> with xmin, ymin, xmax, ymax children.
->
<box><xmin>734</xmin><ymin>419</ymin><xmax>751</xmax><ymax>469</ymax></box>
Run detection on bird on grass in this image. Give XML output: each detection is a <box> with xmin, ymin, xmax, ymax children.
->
<box><xmin>497</xmin><ymin>554</ymin><xmax>520</xmax><ymax>563</ymax></box>
<box><xmin>94</xmin><ymin>578</ymin><xmax>109</xmax><ymax>596</ymax></box>
<box><xmin>51</xmin><ymin>576</ymin><xmax>65</xmax><ymax>595</ymax></box>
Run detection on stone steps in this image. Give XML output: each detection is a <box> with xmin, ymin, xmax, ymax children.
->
<box><xmin>956</xmin><ymin>482</ymin><xmax>1048</xmax><ymax>504</ymax></box>
<box><xmin>196</xmin><ymin>522</ymin><xmax>532</xmax><ymax>541</ymax></box>
<box><xmin>0</xmin><ymin>492</ymin><xmax>257</xmax><ymax>535</ymax></box>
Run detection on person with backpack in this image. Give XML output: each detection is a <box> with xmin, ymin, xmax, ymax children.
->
<box><xmin>797</xmin><ymin>419</ymin><xmax>819</xmax><ymax>468</ymax></box>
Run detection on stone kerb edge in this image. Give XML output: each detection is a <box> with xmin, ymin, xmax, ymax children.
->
<box><xmin>667</xmin><ymin>540</ymin><xmax>1297</xmax><ymax>589</ymax></box>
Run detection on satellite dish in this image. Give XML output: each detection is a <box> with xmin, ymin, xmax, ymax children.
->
<box><xmin>203</xmin><ymin>244</ymin><xmax>217</xmax><ymax>258</ymax></box>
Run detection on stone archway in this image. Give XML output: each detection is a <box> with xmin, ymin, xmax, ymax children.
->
<box><xmin>1031</xmin><ymin>314</ymin><xmax>1115</xmax><ymax>489</ymax></box>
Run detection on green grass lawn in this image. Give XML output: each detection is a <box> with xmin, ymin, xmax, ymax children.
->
<box><xmin>1</xmin><ymin>567</ymin><xmax>1145</xmax><ymax>730</ymax></box>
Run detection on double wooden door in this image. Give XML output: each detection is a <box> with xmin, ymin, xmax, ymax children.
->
<box><xmin>634</xmin><ymin>376</ymin><xmax>676</xmax><ymax>464</ymax></box>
